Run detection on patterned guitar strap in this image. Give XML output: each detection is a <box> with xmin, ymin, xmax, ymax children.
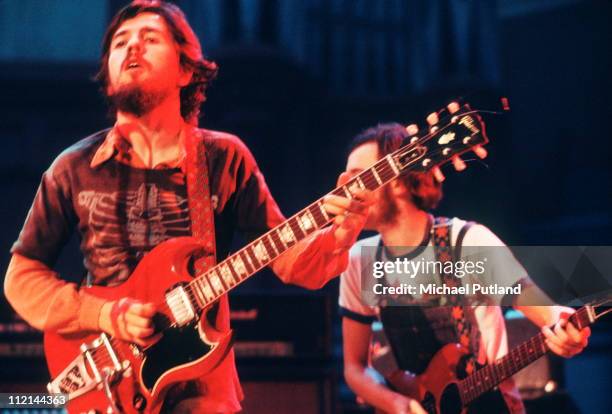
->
<box><xmin>432</xmin><ymin>216</ymin><xmax>480</xmax><ymax>375</ymax></box>
<box><xmin>185</xmin><ymin>127</ymin><xmax>217</xmax><ymax>274</ymax></box>
<box><xmin>163</xmin><ymin>127</ymin><xmax>218</xmax><ymax>404</ymax></box>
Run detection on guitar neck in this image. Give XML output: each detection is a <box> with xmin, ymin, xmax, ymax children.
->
<box><xmin>185</xmin><ymin>153</ymin><xmax>408</xmax><ymax>309</ymax></box>
<box><xmin>176</xmin><ymin>106</ymin><xmax>488</xmax><ymax>318</ymax></box>
<box><xmin>459</xmin><ymin>306</ymin><xmax>593</xmax><ymax>405</ymax></box>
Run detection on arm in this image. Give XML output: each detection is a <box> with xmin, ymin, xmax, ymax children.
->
<box><xmin>271</xmin><ymin>224</ymin><xmax>349</xmax><ymax>289</ymax></box>
<box><xmin>5</xmin><ymin>253</ymin><xmax>160</xmax><ymax>345</ymax></box>
<box><xmin>4</xmin><ymin>253</ymin><xmax>106</xmax><ymax>333</ymax></box>
<box><xmin>342</xmin><ymin>317</ymin><xmax>425</xmax><ymax>414</ymax></box>
<box><xmin>513</xmin><ymin>281</ymin><xmax>590</xmax><ymax>357</ymax></box>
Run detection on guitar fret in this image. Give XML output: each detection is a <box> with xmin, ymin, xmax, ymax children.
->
<box><xmin>385</xmin><ymin>154</ymin><xmax>400</xmax><ymax>175</ymax></box>
<box><xmin>206</xmin><ymin>274</ymin><xmax>224</xmax><ymax>296</ymax></box>
<box><xmin>190</xmin><ymin>281</ymin><xmax>206</xmax><ymax>307</ymax></box>
<box><xmin>370</xmin><ymin>166</ymin><xmax>383</xmax><ymax>185</ymax></box>
<box><xmin>228</xmin><ymin>255</ymin><xmax>246</xmax><ymax>283</ymax></box>
<box><xmin>278</xmin><ymin>222</ymin><xmax>297</xmax><ymax>246</ymax></box>
<box><xmin>262</xmin><ymin>235</ymin><xmax>279</xmax><ymax>257</ymax></box>
<box><xmin>354</xmin><ymin>175</ymin><xmax>366</xmax><ymax>190</ymax></box>
<box><xmin>275</xmin><ymin>227</ymin><xmax>289</xmax><ymax>249</ymax></box>
<box><xmin>315</xmin><ymin>201</ymin><xmax>330</xmax><ymax>223</ymax></box>
<box><xmin>199</xmin><ymin>276</ymin><xmax>215</xmax><ymax>302</ymax></box>
<box><xmin>381</xmin><ymin>164</ymin><xmax>396</xmax><ymax>182</ymax></box>
<box><xmin>297</xmin><ymin>209</ymin><xmax>317</xmax><ymax>235</ymax></box>
<box><xmin>254</xmin><ymin>239</ymin><xmax>272</xmax><ymax>264</ymax></box>
<box><xmin>211</xmin><ymin>265</ymin><xmax>229</xmax><ymax>294</ymax></box>
<box><xmin>244</xmin><ymin>246</ymin><xmax>261</xmax><ymax>270</ymax></box>
<box><xmin>360</xmin><ymin>170</ymin><xmax>379</xmax><ymax>190</ymax></box>
<box><xmin>288</xmin><ymin>217</ymin><xmax>306</xmax><ymax>240</ymax></box>
<box><xmin>270</xmin><ymin>231</ymin><xmax>286</xmax><ymax>252</ymax></box>
<box><xmin>239</xmin><ymin>250</ymin><xmax>254</xmax><ymax>274</ymax></box>
<box><xmin>341</xmin><ymin>185</ymin><xmax>352</xmax><ymax>199</ymax></box>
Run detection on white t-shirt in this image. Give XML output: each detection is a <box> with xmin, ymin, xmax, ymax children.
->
<box><xmin>339</xmin><ymin>217</ymin><xmax>527</xmax><ymax>413</ymax></box>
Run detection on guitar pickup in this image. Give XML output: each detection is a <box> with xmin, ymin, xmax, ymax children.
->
<box><xmin>165</xmin><ymin>285</ymin><xmax>197</xmax><ymax>327</ymax></box>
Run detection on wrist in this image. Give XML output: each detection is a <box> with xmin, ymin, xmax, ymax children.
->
<box><xmin>98</xmin><ymin>301</ymin><xmax>114</xmax><ymax>333</ymax></box>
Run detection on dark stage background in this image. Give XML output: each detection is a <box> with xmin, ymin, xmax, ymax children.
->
<box><xmin>0</xmin><ymin>1</ymin><xmax>610</xmax><ymax>413</ymax></box>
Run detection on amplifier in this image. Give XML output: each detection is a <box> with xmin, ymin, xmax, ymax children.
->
<box><xmin>229</xmin><ymin>293</ymin><xmax>332</xmax><ymax>359</ymax></box>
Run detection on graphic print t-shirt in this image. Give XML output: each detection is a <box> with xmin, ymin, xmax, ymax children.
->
<box><xmin>12</xmin><ymin>129</ymin><xmax>284</xmax><ymax>287</ymax></box>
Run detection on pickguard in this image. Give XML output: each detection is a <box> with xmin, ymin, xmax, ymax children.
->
<box><xmin>140</xmin><ymin>325</ymin><xmax>212</xmax><ymax>391</ymax></box>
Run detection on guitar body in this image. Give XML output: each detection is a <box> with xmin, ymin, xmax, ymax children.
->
<box><xmin>44</xmin><ymin>237</ymin><xmax>233</xmax><ymax>414</ymax></box>
<box><xmin>377</xmin><ymin>343</ymin><xmax>469</xmax><ymax>414</ymax></box>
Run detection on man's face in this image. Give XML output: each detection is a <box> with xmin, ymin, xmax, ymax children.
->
<box><xmin>346</xmin><ymin>142</ymin><xmax>399</xmax><ymax>229</ymax></box>
<box><xmin>106</xmin><ymin>12</ymin><xmax>187</xmax><ymax>102</ymax></box>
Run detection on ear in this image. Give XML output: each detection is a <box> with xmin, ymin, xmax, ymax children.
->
<box><xmin>178</xmin><ymin>68</ymin><xmax>193</xmax><ymax>88</ymax></box>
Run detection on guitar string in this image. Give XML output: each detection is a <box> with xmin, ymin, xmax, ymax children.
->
<box><xmin>137</xmin><ymin>107</ymin><xmax>487</xmax><ymax>328</ymax></box>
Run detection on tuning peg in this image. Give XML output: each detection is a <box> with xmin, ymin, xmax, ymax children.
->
<box><xmin>426</xmin><ymin>112</ymin><xmax>439</xmax><ymax>133</ymax></box>
<box><xmin>447</xmin><ymin>101</ymin><xmax>460</xmax><ymax>114</ymax></box>
<box><xmin>451</xmin><ymin>155</ymin><xmax>466</xmax><ymax>171</ymax></box>
<box><xmin>473</xmin><ymin>145</ymin><xmax>488</xmax><ymax>159</ymax></box>
<box><xmin>426</xmin><ymin>112</ymin><xmax>439</xmax><ymax>126</ymax></box>
<box><xmin>405</xmin><ymin>124</ymin><xmax>420</xmax><ymax>144</ymax></box>
<box><xmin>432</xmin><ymin>166</ymin><xmax>446</xmax><ymax>183</ymax></box>
<box><xmin>405</xmin><ymin>124</ymin><xmax>419</xmax><ymax>136</ymax></box>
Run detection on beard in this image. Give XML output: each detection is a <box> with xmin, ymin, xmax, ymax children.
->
<box><xmin>377</xmin><ymin>185</ymin><xmax>400</xmax><ymax>226</ymax></box>
<box><xmin>108</xmin><ymin>84</ymin><xmax>167</xmax><ymax>117</ymax></box>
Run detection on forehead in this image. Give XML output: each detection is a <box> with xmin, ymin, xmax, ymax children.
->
<box><xmin>346</xmin><ymin>142</ymin><xmax>379</xmax><ymax>171</ymax></box>
<box><xmin>113</xmin><ymin>12</ymin><xmax>170</xmax><ymax>38</ymax></box>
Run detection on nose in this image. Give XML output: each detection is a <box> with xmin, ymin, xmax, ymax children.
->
<box><xmin>126</xmin><ymin>35</ymin><xmax>142</xmax><ymax>55</ymax></box>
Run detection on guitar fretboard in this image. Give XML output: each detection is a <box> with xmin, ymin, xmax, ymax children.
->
<box><xmin>170</xmin><ymin>108</ymin><xmax>487</xmax><ymax>319</ymax></box>
<box><xmin>459</xmin><ymin>306</ymin><xmax>592</xmax><ymax>405</ymax></box>
<box><xmin>184</xmin><ymin>153</ymin><xmax>409</xmax><ymax>311</ymax></box>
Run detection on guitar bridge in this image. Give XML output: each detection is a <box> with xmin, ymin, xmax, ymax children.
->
<box><xmin>48</xmin><ymin>333</ymin><xmax>127</xmax><ymax>399</ymax></box>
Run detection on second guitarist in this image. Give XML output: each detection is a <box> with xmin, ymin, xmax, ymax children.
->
<box><xmin>339</xmin><ymin>123</ymin><xmax>591</xmax><ymax>414</ymax></box>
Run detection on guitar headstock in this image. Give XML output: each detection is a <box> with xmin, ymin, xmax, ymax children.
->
<box><xmin>392</xmin><ymin>103</ymin><xmax>489</xmax><ymax>173</ymax></box>
<box><xmin>587</xmin><ymin>295</ymin><xmax>612</xmax><ymax>322</ymax></box>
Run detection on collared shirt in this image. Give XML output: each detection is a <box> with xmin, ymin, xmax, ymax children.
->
<box><xmin>89</xmin><ymin>124</ymin><xmax>187</xmax><ymax>172</ymax></box>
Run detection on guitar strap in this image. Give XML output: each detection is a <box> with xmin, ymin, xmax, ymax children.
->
<box><xmin>161</xmin><ymin>128</ymin><xmax>220</xmax><ymax>407</ymax></box>
<box><xmin>185</xmin><ymin>127</ymin><xmax>217</xmax><ymax>271</ymax></box>
<box><xmin>432</xmin><ymin>216</ymin><xmax>480</xmax><ymax>374</ymax></box>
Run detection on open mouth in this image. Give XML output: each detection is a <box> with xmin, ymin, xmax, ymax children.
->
<box><xmin>124</xmin><ymin>60</ymin><xmax>145</xmax><ymax>72</ymax></box>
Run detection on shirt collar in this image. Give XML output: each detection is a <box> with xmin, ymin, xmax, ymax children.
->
<box><xmin>90</xmin><ymin>123</ymin><xmax>188</xmax><ymax>172</ymax></box>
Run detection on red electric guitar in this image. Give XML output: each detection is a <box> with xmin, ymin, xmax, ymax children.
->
<box><xmin>45</xmin><ymin>102</ymin><xmax>490</xmax><ymax>414</ymax></box>
<box><xmin>374</xmin><ymin>298</ymin><xmax>612</xmax><ymax>414</ymax></box>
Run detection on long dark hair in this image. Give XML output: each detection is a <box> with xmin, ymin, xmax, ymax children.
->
<box><xmin>95</xmin><ymin>0</ymin><xmax>218</xmax><ymax>124</ymax></box>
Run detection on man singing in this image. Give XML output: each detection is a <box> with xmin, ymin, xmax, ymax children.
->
<box><xmin>4</xmin><ymin>2</ymin><xmax>371</xmax><ymax>412</ymax></box>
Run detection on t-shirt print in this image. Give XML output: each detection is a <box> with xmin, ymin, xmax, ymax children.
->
<box><xmin>78</xmin><ymin>182</ymin><xmax>191</xmax><ymax>285</ymax></box>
